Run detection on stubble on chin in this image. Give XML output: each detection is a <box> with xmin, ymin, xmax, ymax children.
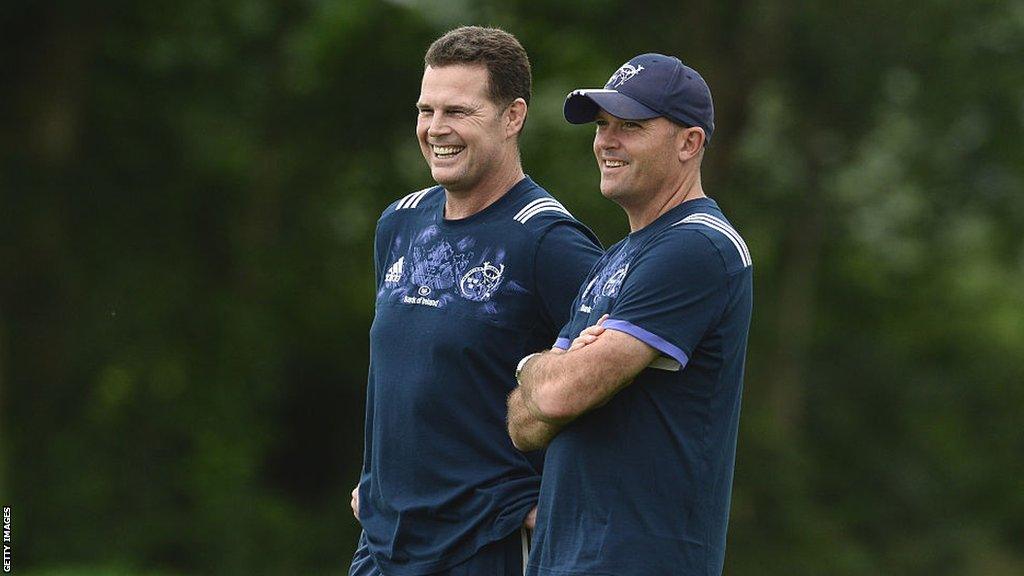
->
<box><xmin>430</xmin><ymin>165</ymin><xmax>466</xmax><ymax>190</ymax></box>
<box><xmin>599</xmin><ymin>177</ymin><xmax>620</xmax><ymax>199</ymax></box>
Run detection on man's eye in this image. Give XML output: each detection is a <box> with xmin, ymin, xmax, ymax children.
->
<box><xmin>624</xmin><ymin>121</ymin><xmax>641</xmax><ymax>129</ymax></box>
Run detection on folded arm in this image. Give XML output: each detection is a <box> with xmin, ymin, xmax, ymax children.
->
<box><xmin>507</xmin><ymin>325</ymin><xmax>658</xmax><ymax>450</ymax></box>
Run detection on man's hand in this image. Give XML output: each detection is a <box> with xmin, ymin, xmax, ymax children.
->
<box><xmin>523</xmin><ymin>505</ymin><xmax>538</xmax><ymax>530</ymax></box>
<box><xmin>568</xmin><ymin>314</ymin><xmax>608</xmax><ymax>351</ymax></box>
<box><xmin>350</xmin><ymin>484</ymin><xmax>360</xmax><ymax>520</ymax></box>
<box><xmin>508</xmin><ymin>386</ymin><xmax>563</xmax><ymax>451</ymax></box>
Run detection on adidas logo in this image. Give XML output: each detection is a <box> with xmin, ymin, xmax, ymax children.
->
<box><xmin>385</xmin><ymin>257</ymin><xmax>404</xmax><ymax>284</ymax></box>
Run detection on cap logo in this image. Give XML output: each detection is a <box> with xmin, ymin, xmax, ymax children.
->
<box><xmin>606</xmin><ymin>63</ymin><xmax>644</xmax><ymax>88</ymax></box>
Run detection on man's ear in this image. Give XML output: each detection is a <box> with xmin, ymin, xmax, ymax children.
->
<box><xmin>506</xmin><ymin>98</ymin><xmax>528</xmax><ymax>138</ymax></box>
<box><xmin>677</xmin><ymin>126</ymin><xmax>705</xmax><ymax>162</ymax></box>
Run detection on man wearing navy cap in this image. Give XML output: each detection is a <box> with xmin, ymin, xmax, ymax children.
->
<box><xmin>508</xmin><ymin>54</ymin><xmax>753</xmax><ymax>576</ymax></box>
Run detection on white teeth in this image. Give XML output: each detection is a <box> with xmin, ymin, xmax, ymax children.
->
<box><xmin>432</xmin><ymin>145</ymin><xmax>464</xmax><ymax>156</ymax></box>
<box><xmin>605</xmin><ymin>160</ymin><xmax>626</xmax><ymax>167</ymax></box>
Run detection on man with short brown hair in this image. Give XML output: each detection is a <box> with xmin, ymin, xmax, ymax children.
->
<box><xmin>348</xmin><ymin>27</ymin><xmax>602</xmax><ymax>576</ymax></box>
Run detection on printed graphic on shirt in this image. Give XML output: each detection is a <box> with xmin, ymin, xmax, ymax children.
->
<box><xmin>459</xmin><ymin>261</ymin><xmax>505</xmax><ymax>302</ymax></box>
<box><xmin>381</xmin><ymin>225</ymin><xmax>519</xmax><ymax>310</ymax></box>
<box><xmin>409</xmin><ymin>235</ymin><xmax>472</xmax><ymax>293</ymax></box>
<box><xmin>578</xmin><ymin>243</ymin><xmax>637</xmax><ymax>313</ymax></box>
<box><xmin>384</xmin><ymin>256</ymin><xmax>404</xmax><ymax>285</ymax></box>
<box><xmin>600</xmin><ymin>264</ymin><xmax>628</xmax><ymax>298</ymax></box>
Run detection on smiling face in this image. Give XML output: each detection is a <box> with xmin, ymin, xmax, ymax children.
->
<box><xmin>416</xmin><ymin>64</ymin><xmax>515</xmax><ymax>194</ymax></box>
<box><xmin>592</xmin><ymin>109</ymin><xmax>686</xmax><ymax>206</ymax></box>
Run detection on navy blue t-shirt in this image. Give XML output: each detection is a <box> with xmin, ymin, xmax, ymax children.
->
<box><xmin>359</xmin><ymin>177</ymin><xmax>602</xmax><ymax>575</ymax></box>
<box><xmin>528</xmin><ymin>198</ymin><xmax>753</xmax><ymax>576</ymax></box>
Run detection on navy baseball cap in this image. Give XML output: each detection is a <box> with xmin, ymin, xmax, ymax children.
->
<box><xmin>564</xmin><ymin>53</ymin><xmax>715</xmax><ymax>143</ymax></box>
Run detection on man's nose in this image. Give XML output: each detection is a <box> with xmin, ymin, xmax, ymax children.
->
<box><xmin>427</xmin><ymin>114</ymin><xmax>451</xmax><ymax>137</ymax></box>
<box><xmin>595</xmin><ymin>127</ymin><xmax>619</xmax><ymax>150</ymax></box>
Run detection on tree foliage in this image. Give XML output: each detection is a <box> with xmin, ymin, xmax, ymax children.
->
<box><xmin>2</xmin><ymin>0</ymin><xmax>1022</xmax><ymax>574</ymax></box>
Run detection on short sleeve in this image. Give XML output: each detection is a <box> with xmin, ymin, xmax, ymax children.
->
<box><xmin>534</xmin><ymin>223</ymin><xmax>603</xmax><ymax>339</ymax></box>
<box><xmin>605</xmin><ymin>230</ymin><xmax>728</xmax><ymax>368</ymax></box>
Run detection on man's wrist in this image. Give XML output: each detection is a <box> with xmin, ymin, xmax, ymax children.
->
<box><xmin>515</xmin><ymin>352</ymin><xmax>569</xmax><ymax>425</ymax></box>
<box><xmin>515</xmin><ymin>352</ymin><xmax>542</xmax><ymax>384</ymax></box>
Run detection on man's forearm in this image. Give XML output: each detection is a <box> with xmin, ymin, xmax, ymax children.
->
<box><xmin>517</xmin><ymin>330</ymin><xmax>658</xmax><ymax>423</ymax></box>
<box><xmin>515</xmin><ymin>347</ymin><xmax>591</xmax><ymax>424</ymax></box>
<box><xmin>507</xmin><ymin>387</ymin><xmax>563</xmax><ymax>451</ymax></box>
<box><xmin>507</xmin><ymin>330</ymin><xmax>655</xmax><ymax>449</ymax></box>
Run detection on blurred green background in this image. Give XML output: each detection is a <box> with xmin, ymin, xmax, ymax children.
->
<box><xmin>3</xmin><ymin>0</ymin><xmax>1023</xmax><ymax>574</ymax></box>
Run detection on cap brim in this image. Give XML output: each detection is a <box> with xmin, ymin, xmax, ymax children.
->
<box><xmin>563</xmin><ymin>89</ymin><xmax>661</xmax><ymax>124</ymax></box>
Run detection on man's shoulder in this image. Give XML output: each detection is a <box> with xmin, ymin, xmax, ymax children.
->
<box><xmin>508</xmin><ymin>186</ymin><xmax>578</xmax><ymax>229</ymax></box>
<box><xmin>507</xmin><ymin>186</ymin><xmax>600</xmax><ymax>251</ymax></box>
<box><xmin>653</xmin><ymin>210</ymin><xmax>753</xmax><ymax>275</ymax></box>
<box><xmin>378</xmin><ymin>185</ymin><xmax>444</xmax><ymax>223</ymax></box>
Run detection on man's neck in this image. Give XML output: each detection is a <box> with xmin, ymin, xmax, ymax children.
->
<box><xmin>624</xmin><ymin>170</ymin><xmax>705</xmax><ymax>233</ymax></box>
<box><xmin>444</xmin><ymin>158</ymin><xmax>525</xmax><ymax>220</ymax></box>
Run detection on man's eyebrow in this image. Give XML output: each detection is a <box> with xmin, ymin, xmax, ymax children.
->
<box><xmin>414</xmin><ymin>103</ymin><xmax>478</xmax><ymax>112</ymax></box>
